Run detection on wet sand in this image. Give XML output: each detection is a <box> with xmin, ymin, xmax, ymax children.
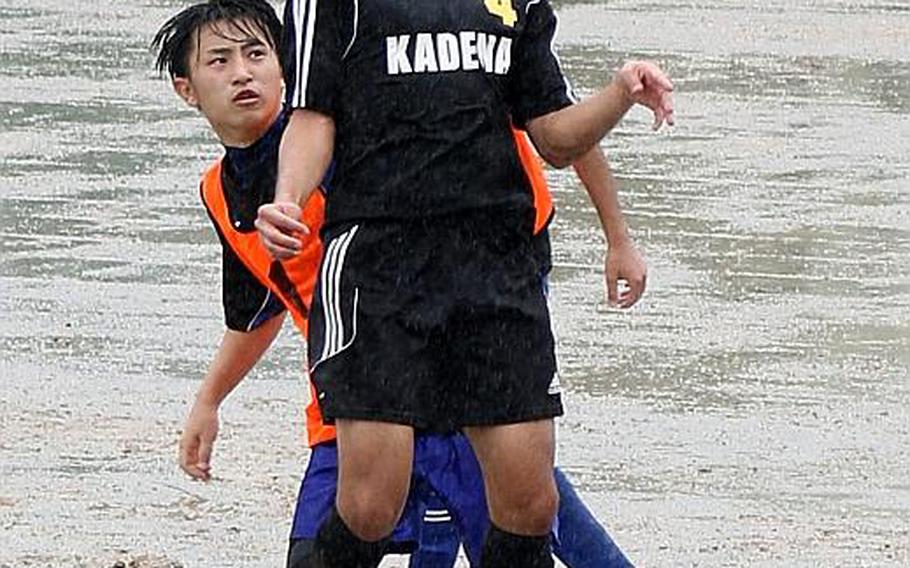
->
<box><xmin>1</xmin><ymin>0</ymin><xmax>908</xmax><ymax>566</ymax></box>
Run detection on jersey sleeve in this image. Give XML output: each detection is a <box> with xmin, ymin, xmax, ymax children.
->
<box><xmin>282</xmin><ymin>0</ymin><xmax>352</xmax><ymax>116</ymax></box>
<box><xmin>200</xmin><ymin>177</ymin><xmax>285</xmax><ymax>332</ymax></box>
<box><xmin>507</xmin><ymin>0</ymin><xmax>576</xmax><ymax>127</ymax></box>
<box><xmin>221</xmin><ymin>244</ymin><xmax>286</xmax><ymax>332</ymax></box>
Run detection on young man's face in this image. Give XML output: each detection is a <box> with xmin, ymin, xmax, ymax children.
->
<box><xmin>173</xmin><ymin>20</ymin><xmax>282</xmax><ymax>147</ymax></box>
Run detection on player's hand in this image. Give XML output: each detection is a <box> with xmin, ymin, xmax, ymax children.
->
<box><xmin>613</xmin><ymin>61</ymin><xmax>675</xmax><ymax>130</ymax></box>
<box><xmin>255</xmin><ymin>202</ymin><xmax>310</xmax><ymax>260</ymax></box>
<box><xmin>605</xmin><ymin>241</ymin><xmax>647</xmax><ymax>309</ymax></box>
<box><xmin>178</xmin><ymin>401</ymin><xmax>220</xmax><ymax>481</ymax></box>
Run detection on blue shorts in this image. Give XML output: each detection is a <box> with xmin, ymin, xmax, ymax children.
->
<box><xmin>290</xmin><ymin>434</ymin><xmax>490</xmax><ymax>563</ymax></box>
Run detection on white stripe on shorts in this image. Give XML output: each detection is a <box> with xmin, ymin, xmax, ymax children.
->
<box><xmin>318</xmin><ymin>225</ymin><xmax>359</xmax><ymax>363</ymax></box>
<box><xmin>423</xmin><ymin>509</ymin><xmax>453</xmax><ymax>523</ymax></box>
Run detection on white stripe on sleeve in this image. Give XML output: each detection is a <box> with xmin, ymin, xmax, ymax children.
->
<box><xmin>292</xmin><ymin>0</ymin><xmax>306</xmax><ymax>106</ymax></box>
<box><xmin>342</xmin><ymin>0</ymin><xmax>359</xmax><ymax>60</ymax></box>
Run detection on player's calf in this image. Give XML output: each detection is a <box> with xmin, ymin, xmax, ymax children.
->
<box><xmin>467</xmin><ymin>420</ymin><xmax>558</xmax><ymax>567</ymax></box>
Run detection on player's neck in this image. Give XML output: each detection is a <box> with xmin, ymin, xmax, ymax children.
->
<box><xmin>218</xmin><ymin>107</ymin><xmax>282</xmax><ymax>149</ymax></box>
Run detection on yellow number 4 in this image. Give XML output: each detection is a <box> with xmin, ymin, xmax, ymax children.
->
<box><xmin>484</xmin><ymin>0</ymin><xmax>517</xmax><ymax>27</ymax></box>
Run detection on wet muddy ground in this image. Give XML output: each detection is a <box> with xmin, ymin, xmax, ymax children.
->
<box><xmin>1</xmin><ymin>0</ymin><xmax>908</xmax><ymax>566</ymax></box>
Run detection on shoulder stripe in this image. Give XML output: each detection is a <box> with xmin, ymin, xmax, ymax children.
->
<box><xmin>292</xmin><ymin>0</ymin><xmax>319</xmax><ymax>107</ymax></box>
<box><xmin>301</xmin><ymin>0</ymin><xmax>319</xmax><ymax>106</ymax></box>
<box><xmin>550</xmin><ymin>12</ymin><xmax>577</xmax><ymax>103</ymax></box>
<box><xmin>292</xmin><ymin>0</ymin><xmax>304</xmax><ymax>106</ymax></box>
<box><xmin>342</xmin><ymin>0</ymin><xmax>359</xmax><ymax>60</ymax></box>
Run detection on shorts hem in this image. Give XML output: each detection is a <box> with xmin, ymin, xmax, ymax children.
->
<box><xmin>321</xmin><ymin>405</ymin><xmax>420</xmax><ymax>428</ymax></box>
<box><xmin>459</xmin><ymin>402</ymin><xmax>563</xmax><ymax>428</ymax></box>
<box><xmin>323</xmin><ymin>401</ymin><xmax>563</xmax><ymax>431</ymax></box>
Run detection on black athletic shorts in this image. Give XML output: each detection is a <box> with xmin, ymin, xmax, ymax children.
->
<box><xmin>307</xmin><ymin>206</ymin><xmax>562</xmax><ymax>432</ymax></box>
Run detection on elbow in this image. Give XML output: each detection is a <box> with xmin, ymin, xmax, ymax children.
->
<box><xmin>537</xmin><ymin>140</ymin><xmax>579</xmax><ymax>169</ymax></box>
<box><xmin>289</xmin><ymin>108</ymin><xmax>336</xmax><ymax>136</ymax></box>
<box><xmin>531</xmin><ymin>117</ymin><xmax>583</xmax><ymax>169</ymax></box>
<box><xmin>539</xmin><ymin>147</ymin><xmax>575</xmax><ymax>169</ymax></box>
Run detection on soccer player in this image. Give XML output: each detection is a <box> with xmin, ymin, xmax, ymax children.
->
<box><xmin>258</xmin><ymin>1</ymin><xmax>671</xmax><ymax>566</ymax></box>
<box><xmin>155</xmin><ymin>1</ymin><xmax>646</xmax><ymax>566</ymax></box>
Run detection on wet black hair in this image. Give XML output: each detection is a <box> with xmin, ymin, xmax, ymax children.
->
<box><xmin>152</xmin><ymin>0</ymin><xmax>282</xmax><ymax>79</ymax></box>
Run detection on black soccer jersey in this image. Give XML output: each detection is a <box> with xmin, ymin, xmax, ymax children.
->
<box><xmin>283</xmin><ymin>0</ymin><xmax>574</xmax><ymax>226</ymax></box>
<box><xmin>206</xmin><ymin>115</ymin><xmax>289</xmax><ymax>332</ymax></box>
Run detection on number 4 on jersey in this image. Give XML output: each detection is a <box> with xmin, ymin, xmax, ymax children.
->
<box><xmin>484</xmin><ymin>0</ymin><xmax>517</xmax><ymax>27</ymax></box>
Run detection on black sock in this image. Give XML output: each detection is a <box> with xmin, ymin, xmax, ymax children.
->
<box><xmin>286</xmin><ymin>538</ymin><xmax>314</xmax><ymax>568</ymax></box>
<box><xmin>305</xmin><ymin>506</ymin><xmax>388</xmax><ymax>568</ymax></box>
<box><xmin>481</xmin><ymin>523</ymin><xmax>553</xmax><ymax>568</ymax></box>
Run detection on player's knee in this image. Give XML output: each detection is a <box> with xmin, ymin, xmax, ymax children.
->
<box><xmin>524</xmin><ymin>485</ymin><xmax>560</xmax><ymax>532</ymax></box>
<box><xmin>499</xmin><ymin>480</ymin><xmax>559</xmax><ymax>534</ymax></box>
<box><xmin>342</xmin><ymin>504</ymin><xmax>400</xmax><ymax>541</ymax></box>
<box><xmin>339</xmin><ymin>489</ymin><xmax>406</xmax><ymax>541</ymax></box>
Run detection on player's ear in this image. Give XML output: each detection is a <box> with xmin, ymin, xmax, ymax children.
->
<box><xmin>172</xmin><ymin>77</ymin><xmax>199</xmax><ymax>108</ymax></box>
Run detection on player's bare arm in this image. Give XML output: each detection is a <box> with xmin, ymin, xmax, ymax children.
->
<box><xmin>528</xmin><ymin>60</ymin><xmax>675</xmax><ymax>168</ymax></box>
<box><xmin>179</xmin><ymin>313</ymin><xmax>285</xmax><ymax>481</ymax></box>
<box><xmin>255</xmin><ymin>109</ymin><xmax>334</xmax><ymax>260</ymax></box>
<box><xmin>573</xmin><ymin>146</ymin><xmax>647</xmax><ymax>308</ymax></box>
